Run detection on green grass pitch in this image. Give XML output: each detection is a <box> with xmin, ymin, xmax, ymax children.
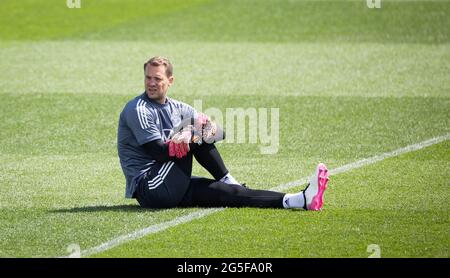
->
<box><xmin>0</xmin><ymin>0</ymin><xmax>449</xmax><ymax>257</ymax></box>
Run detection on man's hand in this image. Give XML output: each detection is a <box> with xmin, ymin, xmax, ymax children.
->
<box><xmin>167</xmin><ymin>128</ymin><xmax>192</xmax><ymax>158</ymax></box>
<box><xmin>193</xmin><ymin>113</ymin><xmax>218</xmax><ymax>144</ymax></box>
<box><xmin>201</xmin><ymin>120</ymin><xmax>217</xmax><ymax>144</ymax></box>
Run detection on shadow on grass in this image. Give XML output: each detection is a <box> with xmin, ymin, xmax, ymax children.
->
<box><xmin>48</xmin><ymin>204</ymin><xmax>164</xmax><ymax>213</ymax></box>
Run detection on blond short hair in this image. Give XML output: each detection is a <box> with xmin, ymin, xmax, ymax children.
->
<box><xmin>143</xmin><ymin>56</ymin><xmax>173</xmax><ymax>77</ymax></box>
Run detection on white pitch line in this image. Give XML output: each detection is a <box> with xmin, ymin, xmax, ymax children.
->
<box><xmin>78</xmin><ymin>208</ymin><xmax>224</xmax><ymax>258</ymax></box>
<box><xmin>273</xmin><ymin>133</ymin><xmax>450</xmax><ymax>191</ymax></box>
<box><xmin>68</xmin><ymin>133</ymin><xmax>449</xmax><ymax>258</ymax></box>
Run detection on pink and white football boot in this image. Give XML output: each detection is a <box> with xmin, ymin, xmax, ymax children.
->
<box><xmin>303</xmin><ymin>163</ymin><xmax>329</xmax><ymax>211</ymax></box>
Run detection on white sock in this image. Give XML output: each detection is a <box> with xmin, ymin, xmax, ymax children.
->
<box><xmin>220</xmin><ymin>173</ymin><xmax>239</xmax><ymax>185</ymax></box>
<box><xmin>282</xmin><ymin>192</ymin><xmax>305</xmax><ymax>209</ymax></box>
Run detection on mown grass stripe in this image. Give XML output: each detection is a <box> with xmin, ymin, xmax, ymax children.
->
<box><xmin>64</xmin><ymin>133</ymin><xmax>449</xmax><ymax>258</ymax></box>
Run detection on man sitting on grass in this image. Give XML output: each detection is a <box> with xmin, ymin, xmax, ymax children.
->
<box><xmin>117</xmin><ymin>56</ymin><xmax>329</xmax><ymax>210</ymax></box>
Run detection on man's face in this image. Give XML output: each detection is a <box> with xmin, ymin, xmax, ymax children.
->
<box><xmin>144</xmin><ymin>65</ymin><xmax>173</xmax><ymax>103</ymax></box>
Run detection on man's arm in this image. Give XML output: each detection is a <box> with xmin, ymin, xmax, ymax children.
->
<box><xmin>143</xmin><ymin>139</ymin><xmax>171</xmax><ymax>162</ymax></box>
<box><xmin>142</xmin><ymin>139</ymin><xmax>198</xmax><ymax>162</ymax></box>
<box><xmin>143</xmin><ymin>114</ymin><xmax>226</xmax><ymax>162</ymax></box>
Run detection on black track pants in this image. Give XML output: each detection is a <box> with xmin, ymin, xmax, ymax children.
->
<box><xmin>135</xmin><ymin>144</ymin><xmax>285</xmax><ymax>209</ymax></box>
